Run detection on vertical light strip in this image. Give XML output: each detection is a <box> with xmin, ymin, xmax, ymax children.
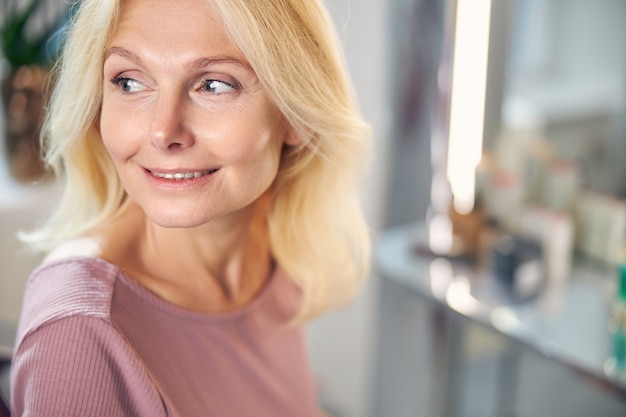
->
<box><xmin>446</xmin><ymin>0</ymin><xmax>492</xmax><ymax>214</ymax></box>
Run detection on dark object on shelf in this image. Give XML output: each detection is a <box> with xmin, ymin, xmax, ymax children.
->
<box><xmin>491</xmin><ymin>235</ymin><xmax>544</xmax><ymax>297</ymax></box>
<box><xmin>0</xmin><ymin>356</ymin><xmax>9</xmax><ymax>417</ymax></box>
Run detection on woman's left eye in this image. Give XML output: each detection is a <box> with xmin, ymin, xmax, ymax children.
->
<box><xmin>202</xmin><ymin>79</ymin><xmax>236</xmax><ymax>94</ymax></box>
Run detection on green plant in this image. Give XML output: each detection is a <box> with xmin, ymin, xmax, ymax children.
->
<box><xmin>1</xmin><ymin>0</ymin><xmax>69</xmax><ymax>68</ymax></box>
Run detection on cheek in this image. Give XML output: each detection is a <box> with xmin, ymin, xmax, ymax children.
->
<box><xmin>234</xmin><ymin>134</ymin><xmax>284</xmax><ymax>184</ymax></box>
<box><xmin>99</xmin><ymin>97</ymin><xmax>119</xmax><ymax>154</ymax></box>
<box><xmin>225</xmin><ymin>130</ymin><xmax>281</xmax><ymax>164</ymax></box>
<box><xmin>99</xmin><ymin>99</ymin><xmax>139</xmax><ymax>161</ymax></box>
<box><xmin>214</xmin><ymin>109</ymin><xmax>287</xmax><ymax>166</ymax></box>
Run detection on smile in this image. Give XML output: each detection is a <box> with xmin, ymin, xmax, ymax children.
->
<box><xmin>148</xmin><ymin>169</ymin><xmax>219</xmax><ymax>180</ymax></box>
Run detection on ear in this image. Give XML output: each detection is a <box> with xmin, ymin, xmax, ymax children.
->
<box><xmin>283</xmin><ymin>128</ymin><xmax>303</xmax><ymax>146</ymax></box>
<box><xmin>93</xmin><ymin>110</ymin><xmax>102</xmax><ymax>135</ymax></box>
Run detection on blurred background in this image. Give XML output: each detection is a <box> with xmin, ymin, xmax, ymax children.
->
<box><xmin>1</xmin><ymin>0</ymin><xmax>626</xmax><ymax>416</ymax></box>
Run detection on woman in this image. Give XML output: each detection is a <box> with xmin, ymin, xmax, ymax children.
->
<box><xmin>10</xmin><ymin>0</ymin><xmax>370</xmax><ymax>415</ymax></box>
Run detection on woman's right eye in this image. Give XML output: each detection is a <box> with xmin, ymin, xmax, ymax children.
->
<box><xmin>110</xmin><ymin>77</ymin><xmax>146</xmax><ymax>93</ymax></box>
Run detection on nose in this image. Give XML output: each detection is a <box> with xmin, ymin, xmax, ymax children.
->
<box><xmin>150</xmin><ymin>90</ymin><xmax>194</xmax><ymax>151</ymax></box>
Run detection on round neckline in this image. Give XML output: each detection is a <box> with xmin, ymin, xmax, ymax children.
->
<box><xmin>51</xmin><ymin>255</ymin><xmax>281</xmax><ymax>323</ymax></box>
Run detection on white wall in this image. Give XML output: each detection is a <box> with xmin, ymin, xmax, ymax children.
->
<box><xmin>306</xmin><ymin>1</ymin><xmax>390</xmax><ymax>417</ymax></box>
<box><xmin>0</xmin><ymin>95</ymin><xmax>58</xmax><ymax>328</ymax></box>
<box><xmin>0</xmin><ymin>184</ymin><xmax>56</xmax><ymax>324</ymax></box>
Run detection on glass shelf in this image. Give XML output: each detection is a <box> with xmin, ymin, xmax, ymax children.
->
<box><xmin>374</xmin><ymin>222</ymin><xmax>626</xmax><ymax>396</ymax></box>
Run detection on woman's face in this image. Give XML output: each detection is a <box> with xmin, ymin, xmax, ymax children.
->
<box><xmin>101</xmin><ymin>0</ymin><xmax>291</xmax><ymax>228</ymax></box>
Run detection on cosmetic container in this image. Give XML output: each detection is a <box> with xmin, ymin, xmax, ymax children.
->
<box><xmin>575</xmin><ymin>192</ymin><xmax>626</xmax><ymax>264</ymax></box>
<box><xmin>609</xmin><ymin>264</ymin><xmax>626</xmax><ymax>374</ymax></box>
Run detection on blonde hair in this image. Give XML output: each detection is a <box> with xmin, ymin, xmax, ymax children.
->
<box><xmin>26</xmin><ymin>0</ymin><xmax>371</xmax><ymax>321</ymax></box>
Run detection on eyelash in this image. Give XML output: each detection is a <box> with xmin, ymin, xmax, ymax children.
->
<box><xmin>202</xmin><ymin>79</ymin><xmax>239</xmax><ymax>94</ymax></box>
<box><xmin>109</xmin><ymin>76</ymin><xmax>239</xmax><ymax>95</ymax></box>
<box><xmin>110</xmin><ymin>76</ymin><xmax>143</xmax><ymax>93</ymax></box>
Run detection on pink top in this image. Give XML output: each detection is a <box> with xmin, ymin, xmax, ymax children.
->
<box><xmin>11</xmin><ymin>257</ymin><xmax>317</xmax><ymax>416</ymax></box>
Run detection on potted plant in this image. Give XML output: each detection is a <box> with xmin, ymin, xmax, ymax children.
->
<box><xmin>1</xmin><ymin>0</ymin><xmax>69</xmax><ymax>182</ymax></box>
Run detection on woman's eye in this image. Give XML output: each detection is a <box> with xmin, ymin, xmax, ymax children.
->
<box><xmin>202</xmin><ymin>79</ymin><xmax>236</xmax><ymax>94</ymax></box>
<box><xmin>111</xmin><ymin>77</ymin><xmax>146</xmax><ymax>93</ymax></box>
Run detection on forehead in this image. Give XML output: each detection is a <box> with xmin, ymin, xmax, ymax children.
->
<box><xmin>109</xmin><ymin>0</ymin><xmax>245</xmax><ymax>62</ymax></box>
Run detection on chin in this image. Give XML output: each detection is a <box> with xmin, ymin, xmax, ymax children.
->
<box><xmin>153</xmin><ymin>219</ymin><xmax>207</xmax><ymax>229</ymax></box>
<box><xmin>144</xmin><ymin>207</ymin><xmax>214</xmax><ymax>229</ymax></box>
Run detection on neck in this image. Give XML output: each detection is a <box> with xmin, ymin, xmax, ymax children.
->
<box><xmin>98</xmin><ymin>195</ymin><xmax>273</xmax><ymax>312</ymax></box>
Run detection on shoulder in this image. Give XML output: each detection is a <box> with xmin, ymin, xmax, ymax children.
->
<box><xmin>16</xmin><ymin>254</ymin><xmax>120</xmax><ymax>348</ymax></box>
<box><xmin>11</xmin><ymin>316</ymin><xmax>165</xmax><ymax>417</ymax></box>
<box><xmin>11</xmin><ymin>252</ymin><xmax>168</xmax><ymax>416</ymax></box>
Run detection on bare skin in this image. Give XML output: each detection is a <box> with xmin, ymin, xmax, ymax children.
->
<box><xmin>97</xmin><ymin>0</ymin><xmax>295</xmax><ymax>313</ymax></box>
<box><xmin>97</xmin><ymin>195</ymin><xmax>272</xmax><ymax>314</ymax></box>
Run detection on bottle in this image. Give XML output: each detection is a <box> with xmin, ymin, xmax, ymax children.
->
<box><xmin>608</xmin><ymin>264</ymin><xmax>626</xmax><ymax>376</ymax></box>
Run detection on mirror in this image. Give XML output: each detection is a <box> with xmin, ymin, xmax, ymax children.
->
<box><xmin>487</xmin><ymin>0</ymin><xmax>626</xmax><ymax>198</ymax></box>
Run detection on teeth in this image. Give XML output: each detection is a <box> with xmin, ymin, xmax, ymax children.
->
<box><xmin>151</xmin><ymin>170</ymin><xmax>214</xmax><ymax>180</ymax></box>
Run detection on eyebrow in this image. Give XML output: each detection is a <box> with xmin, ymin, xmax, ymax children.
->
<box><xmin>103</xmin><ymin>46</ymin><xmax>252</xmax><ymax>71</ymax></box>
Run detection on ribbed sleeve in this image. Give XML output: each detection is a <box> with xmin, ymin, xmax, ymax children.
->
<box><xmin>11</xmin><ymin>316</ymin><xmax>165</xmax><ymax>417</ymax></box>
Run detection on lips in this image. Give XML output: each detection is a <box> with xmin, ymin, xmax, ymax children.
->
<box><xmin>147</xmin><ymin>168</ymin><xmax>219</xmax><ymax>180</ymax></box>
